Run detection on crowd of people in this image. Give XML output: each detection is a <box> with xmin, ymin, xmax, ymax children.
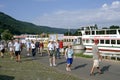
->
<box><xmin>0</xmin><ymin>39</ymin><xmax>44</xmax><ymax>62</ymax></box>
<box><xmin>0</xmin><ymin>39</ymin><xmax>102</xmax><ymax>75</ymax></box>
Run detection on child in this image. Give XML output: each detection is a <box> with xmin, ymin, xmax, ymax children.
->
<box><xmin>65</xmin><ymin>44</ymin><xmax>74</xmax><ymax>71</ymax></box>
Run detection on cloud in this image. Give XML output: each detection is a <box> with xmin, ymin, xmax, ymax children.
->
<box><xmin>102</xmin><ymin>3</ymin><xmax>108</xmax><ymax>10</ymax></box>
<box><xmin>33</xmin><ymin>1</ymin><xmax>120</xmax><ymax>29</ymax></box>
<box><xmin>111</xmin><ymin>1</ymin><xmax>120</xmax><ymax>8</ymax></box>
<box><xmin>102</xmin><ymin>1</ymin><xmax>120</xmax><ymax>10</ymax></box>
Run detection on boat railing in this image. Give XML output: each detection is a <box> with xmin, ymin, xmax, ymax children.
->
<box><xmin>100</xmin><ymin>53</ymin><xmax>120</xmax><ymax>60</ymax></box>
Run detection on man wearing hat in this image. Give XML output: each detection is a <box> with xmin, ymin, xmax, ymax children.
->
<box><xmin>90</xmin><ymin>39</ymin><xmax>102</xmax><ymax>75</ymax></box>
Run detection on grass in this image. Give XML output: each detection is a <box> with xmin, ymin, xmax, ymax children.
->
<box><xmin>75</xmin><ymin>53</ymin><xmax>92</xmax><ymax>58</ymax></box>
<box><xmin>0</xmin><ymin>53</ymin><xmax>80</xmax><ymax>80</ymax></box>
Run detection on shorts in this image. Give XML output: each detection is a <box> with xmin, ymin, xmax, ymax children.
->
<box><xmin>60</xmin><ymin>48</ymin><xmax>64</xmax><ymax>53</ymax></box>
<box><xmin>1</xmin><ymin>49</ymin><xmax>5</xmax><ymax>53</ymax></box>
<box><xmin>67</xmin><ymin>58</ymin><xmax>73</xmax><ymax>64</ymax></box>
<box><xmin>10</xmin><ymin>48</ymin><xmax>14</xmax><ymax>52</ymax></box>
<box><xmin>93</xmin><ymin>60</ymin><xmax>99</xmax><ymax>67</ymax></box>
<box><xmin>15</xmin><ymin>51</ymin><xmax>20</xmax><ymax>56</ymax></box>
<box><xmin>49</xmin><ymin>50</ymin><xmax>55</xmax><ymax>57</ymax></box>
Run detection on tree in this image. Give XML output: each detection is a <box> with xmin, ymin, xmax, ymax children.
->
<box><xmin>1</xmin><ymin>29</ymin><xmax>13</xmax><ymax>41</ymax></box>
<box><xmin>109</xmin><ymin>25</ymin><xmax>119</xmax><ymax>29</ymax></box>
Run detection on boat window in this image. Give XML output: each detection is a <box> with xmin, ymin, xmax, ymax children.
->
<box><xmin>86</xmin><ymin>39</ymin><xmax>89</xmax><ymax>43</ymax></box>
<box><xmin>85</xmin><ymin>31</ymin><xmax>90</xmax><ymax>35</ymax></box>
<box><xmin>92</xmin><ymin>31</ymin><xmax>95</xmax><ymax>35</ymax></box>
<box><xmin>100</xmin><ymin>40</ymin><xmax>104</xmax><ymax>44</ymax></box>
<box><xmin>106</xmin><ymin>30</ymin><xmax>116</xmax><ymax>34</ymax></box>
<box><xmin>96</xmin><ymin>31</ymin><xmax>100</xmax><ymax>35</ymax></box>
<box><xmin>105</xmin><ymin>40</ymin><xmax>110</xmax><ymax>44</ymax></box>
<box><xmin>96</xmin><ymin>30</ymin><xmax>105</xmax><ymax>35</ymax></box>
<box><xmin>64</xmin><ymin>39</ymin><xmax>66</xmax><ymax>42</ymax></box>
<box><xmin>118</xmin><ymin>30</ymin><xmax>120</xmax><ymax>34</ymax></box>
<box><xmin>66</xmin><ymin>39</ymin><xmax>68</xmax><ymax>42</ymax></box>
<box><xmin>117</xmin><ymin>40</ymin><xmax>120</xmax><ymax>44</ymax></box>
<box><xmin>100</xmin><ymin>30</ymin><xmax>105</xmax><ymax>34</ymax></box>
<box><xmin>66</xmin><ymin>39</ymin><xmax>67</xmax><ymax>42</ymax></box>
<box><xmin>72</xmin><ymin>39</ymin><xmax>74</xmax><ymax>42</ymax></box>
<box><xmin>111</xmin><ymin>40</ymin><xmax>116</xmax><ymax>44</ymax></box>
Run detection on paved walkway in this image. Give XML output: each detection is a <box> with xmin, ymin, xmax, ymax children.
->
<box><xmin>35</xmin><ymin>53</ymin><xmax>120</xmax><ymax>80</ymax></box>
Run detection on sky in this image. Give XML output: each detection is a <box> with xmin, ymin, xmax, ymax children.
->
<box><xmin>0</xmin><ymin>0</ymin><xmax>120</xmax><ymax>29</ymax></box>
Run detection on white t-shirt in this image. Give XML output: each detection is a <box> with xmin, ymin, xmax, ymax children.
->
<box><xmin>31</xmin><ymin>43</ymin><xmax>35</xmax><ymax>49</ymax></box>
<box><xmin>47</xmin><ymin>43</ymin><xmax>55</xmax><ymax>50</ymax></box>
<box><xmin>55</xmin><ymin>42</ymin><xmax>59</xmax><ymax>49</ymax></box>
<box><xmin>0</xmin><ymin>44</ymin><xmax>4</xmax><ymax>51</ymax></box>
<box><xmin>8</xmin><ymin>42</ymin><xmax>14</xmax><ymax>51</ymax></box>
<box><xmin>65</xmin><ymin>48</ymin><xmax>73</xmax><ymax>58</ymax></box>
<box><xmin>14</xmin><ymin>42</ymin><xmax>21</xmax><ymax>51</ymax></box>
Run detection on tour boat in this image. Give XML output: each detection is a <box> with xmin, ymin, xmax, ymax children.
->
<box><xmin>79</xmin><ymin>26</ymin><xmax>120</xmax><ymax>55</ymax></box>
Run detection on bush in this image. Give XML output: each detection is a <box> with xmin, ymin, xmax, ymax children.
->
<box><xmin>75</xmin><ymin>53</ymin><xmax>92</xmax><ymax>58</ymax></box>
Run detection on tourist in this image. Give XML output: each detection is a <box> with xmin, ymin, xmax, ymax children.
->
<box><xmin>14</xmin><ymin>39</ymin><xmax>21</xmax><ymax>62</ymax></box>
<box><xmin>8</xmin><ymin>40</ymin><xmax>14</xmax><ymax>59</ymax></box>
<box><xmin>35</xmin><ymin>40</ymin><xmax>40</xmax><ymax>54</ymax></box>
<box><xmin>65</xmin><ymin>44</ymin><xmax>74</xmax><ymax>71</ymax></box>
<box><xmin>55</xmin><ymin>40</ymin><xmax>60</xmax><ymax>59</ymax></box>
<box><xmin>47</xmin><ymin>40</ymin><xmax>56</xmax><ymax>67</ymax></box>
<box><xmin>90</xmin><ymin>39</ymin><xmax>102</xmax><ymax>76</ymax></box>
<box><xmin>39</xmin><ymin>41</ymin><xmax>44</xmax><ymax>56</ymax></box>
<box><xmin>31</xmin><ymin>40</ymin><xmax>36</xmax><ymax>59</ymax></box>
<box><xmin>59</xmin><ymin>40</ymin><xmax>64</xmax><ymax>56</ymax></box>
<box><xmin>26</xmin><ymin>39</ymin><xmax>31</xmax><ymax>56</ymax></box>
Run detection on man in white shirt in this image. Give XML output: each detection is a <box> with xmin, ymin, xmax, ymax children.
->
<box><xmin>47</xmin><ymin>40</ymin><xmax>56</xmax><ymax>66</ymax></box>
<box><xmin>14</xmin><ymin>39</ymin><xmax>21</xmax><ymax>62</ymax></box>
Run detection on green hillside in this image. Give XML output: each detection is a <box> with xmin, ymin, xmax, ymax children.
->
<box><xmin>0</xmin><ymin>12</ymin><xmax>76</xmax><ymax>35</ymax></box>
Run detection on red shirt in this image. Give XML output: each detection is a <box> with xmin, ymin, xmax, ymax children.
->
<box><xmin>40</xmin><ymin>43</ymin><xmax>44</xmax><ymax>48</ymax></box>
<box><xmin>59</xmin><ymin>41</ymin><xmax>63</xmax><ymax>48</ymax></box>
